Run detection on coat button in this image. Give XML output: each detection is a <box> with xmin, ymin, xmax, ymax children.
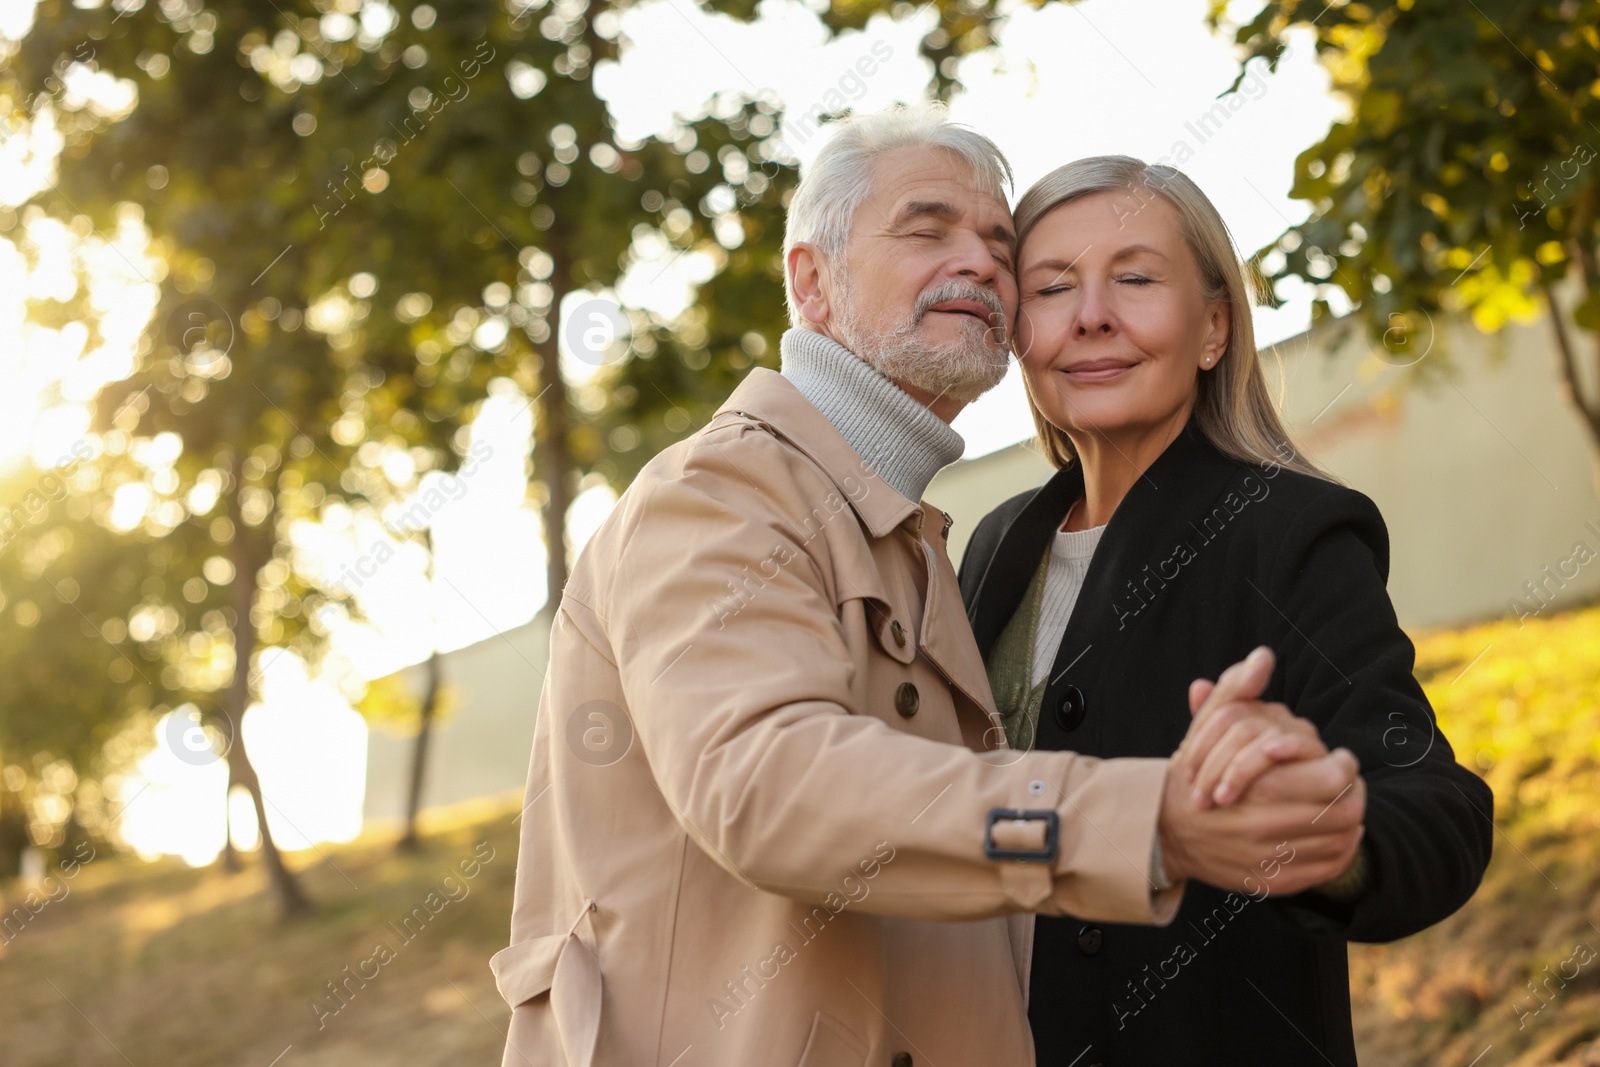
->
<box><xmin>1054</xmin><ymin>685</ymin><xmax>1087</xmax><ymax>732</ymax></box>
<box><xmin>890</xmin><ymin>619</ymin><xmax>907</xmax><ymax>647</ymax></box>
<box><xmin>895</xmin><ymin>682</ymin><xmax>919</xmax><ymax>718</ymax></box>
<box><xmin>892</xmin><ymin>1055</ymin><xmax>913</xmax><ymax>1067</ymax></box>
<box><xmin>1077</xmin><ymin>926</ymin><xmax>1102</xmax><ymax>955</ymax></box>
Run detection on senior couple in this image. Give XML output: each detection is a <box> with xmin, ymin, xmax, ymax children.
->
<box><xmin>491</xmin><ymin>105</ymin><xmax>1493</xmax><ymax>1067</ymax></box>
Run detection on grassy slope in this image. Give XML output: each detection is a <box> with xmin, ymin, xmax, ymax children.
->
<box><xmin>1350</xmin><ymin>602</ymin><xmax>1600</xmax><ymax>1067</ymax></box>
<box><xmin>0</xmin><ymin>795</ymin><xmax>522</xmax><ymax>1067</ymax></box>
<box><xmin>2</xmin><ymin>605</ymin><xmax>1597</xmax><ymax>1066</ymax></box>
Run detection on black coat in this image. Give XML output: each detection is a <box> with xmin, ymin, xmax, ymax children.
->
<box><xmin>957</xmin><ymin>416</ymin><xmax>1494</xmax><ymax>1067</ymax></box>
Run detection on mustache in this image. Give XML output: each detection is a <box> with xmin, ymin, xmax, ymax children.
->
<box><xmin>908</xmin><ymin>279</ymin><xmax>1005</xmax><ymax>328</ymax></box>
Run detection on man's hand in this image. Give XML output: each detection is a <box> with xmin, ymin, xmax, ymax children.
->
<box><xmin>1158</xmin><ymin>749</ymin><xmax>1365</xmax><ymax>894</ymax></box>
<box><xmin>1157</xmin><ymin>647</ymin><xmax>1366</xmax><ymax>894</ymax></box>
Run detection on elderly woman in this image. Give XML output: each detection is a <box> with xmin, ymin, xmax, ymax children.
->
<box><xmin>957</xmin><ymin>156</ymin><xmax>1495</xmax><ymax>1066</ymax></box>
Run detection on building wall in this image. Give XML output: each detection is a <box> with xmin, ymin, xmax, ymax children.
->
<box><xmin>361</xmin><ymin>613</ymin><xmax>551</xmax><ymax>826</ymax></box>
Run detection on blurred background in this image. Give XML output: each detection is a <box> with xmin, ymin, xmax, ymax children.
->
<box><xmin>0</xmin><ymin>0</ymin><xmax>1597</xmax><ymax>1062</ymax></box>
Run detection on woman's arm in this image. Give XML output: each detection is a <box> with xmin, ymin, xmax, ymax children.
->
<box><xmin>1263</xmin><ymin>487</ymin><xmax>1494</xmax><ymax>942</ymax></box>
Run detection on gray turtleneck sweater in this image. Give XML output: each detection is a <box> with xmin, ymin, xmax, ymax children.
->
<box><xmin>778</xmin><ymin>329</ymin><xmax>965</xmax><ymax>503</ymax></box>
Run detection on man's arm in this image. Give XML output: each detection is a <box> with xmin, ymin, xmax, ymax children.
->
<box><xmin>592</xmin><ymin>425</ymin><xmax>1181</xmax><ymax>925</ymax></box>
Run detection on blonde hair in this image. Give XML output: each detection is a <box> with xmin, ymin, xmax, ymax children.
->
<box><xmin>1012</xmin><ymin>155</ymin><xmax>1332</xmax><ymax>481</ymax></box>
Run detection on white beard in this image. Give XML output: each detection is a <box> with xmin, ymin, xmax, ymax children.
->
<box><xmin>833</xmin><ymin>274</ymin><xmax>1011</xmax><ymax>406</ymax></box>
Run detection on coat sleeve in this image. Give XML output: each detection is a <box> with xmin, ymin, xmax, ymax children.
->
<box><xmin>587</xmin><ymin>423</ymin><xmax>1185</xmax><ymax>926</ymax></box>
<box><xmin>1262</xmin><ymin>487</ymin><xmax>1494</xmax><ymax>943</ymax></box>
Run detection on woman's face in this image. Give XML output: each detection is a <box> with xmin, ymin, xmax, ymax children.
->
<box><xmin>1013</xmin><ymin>190</ymin><xmax>1230</xmax><ymax>446</ymax></box>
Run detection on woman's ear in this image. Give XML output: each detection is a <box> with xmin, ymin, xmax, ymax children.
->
<box><xmin>1199</xmin><ymin>296</ymin><xmax>1231</xmax><ymax>369</ymax></box>
<box><xmin>787</xmin><ymin>243</ymin><xmax>832</xmax><ymax>326</ymax></box>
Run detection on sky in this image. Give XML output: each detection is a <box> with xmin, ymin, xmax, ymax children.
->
<box><xmin>0</xmin><ymin>0</ymin><xmax>1348</xmax><ymax>863</ymax></box>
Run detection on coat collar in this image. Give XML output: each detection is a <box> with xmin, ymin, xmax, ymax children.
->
<box><xmin>714</xmin><ymin>367</ymin><xmax>924</xmax><ymax>539</ymax></box>
<box><xmin>714</xmin><ymin>367</ymin><xmax>1002</xmax><ymax>727</ymax></box>
<box><xmin>967</xmin><ymin>413</ymin><xmax>1246</xmax><ymax>667</ymax></box>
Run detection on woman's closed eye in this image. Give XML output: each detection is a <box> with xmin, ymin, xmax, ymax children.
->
<box><xmin>1033</xmin><ymin>275</ymin><xmax>1155</xmax><ymax>296</ymax></box>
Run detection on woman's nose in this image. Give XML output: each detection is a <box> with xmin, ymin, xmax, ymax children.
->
<box><xmin>1074</xmin><ymin>281</ymin><xmax>1115</xmax><ymax>336</ymax></box>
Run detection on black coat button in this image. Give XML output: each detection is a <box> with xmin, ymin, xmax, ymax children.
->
<box><xmin>895</xmin><ymin>682</ymin><xmax>919</xmax><ymax>718</ymax></box>
<box><xmin>890</xmin><ymin>619</ymin><xmax>907</xmax><ymax>647</ymax></box>
<box><xmin>892</xmin><ymin>1055</ymin><xmax>913</xmax><ymax>1067</ymax></box>
<box><xmin>1054</xmin><ymin>685</ymin><xmax>1086</xmax><ymax>732</ymax></box>
<box><xmin>1077</xmin><ymin>926</ymin><xmax>1102</xmax><ymax>955</ymax></box>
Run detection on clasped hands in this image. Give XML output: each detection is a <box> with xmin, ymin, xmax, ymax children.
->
<box><xmin>1157</xmin><ymin>646</ymin><xmax>1365</xmax><ymax>897</ymax></box>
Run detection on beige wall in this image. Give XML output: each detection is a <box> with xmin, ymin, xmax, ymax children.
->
<box><xmin>362</xmin><ymin>613</ymin><xmax>551</xmax><ymax>827</ymax></box>
<box><xmin>1265</xmin><ymin>314</ymin><xmax>1600</xmax><ymax>629</ymax></box>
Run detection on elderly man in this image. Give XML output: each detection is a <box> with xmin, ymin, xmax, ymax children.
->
<box><xmin>490</xmin><ymin>105</ymin><xmax>1361</xmax><ymax>1067</ymax></box>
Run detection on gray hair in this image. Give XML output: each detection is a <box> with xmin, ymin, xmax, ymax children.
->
<box><xmin>1013</xmin><ymin>155</ymin><xmax>1334</xmax><ymax>482</ymax></box>
<box><xmin>781</xmin><ymin>104</ymin><xmax>1013</xmax><ymax>327</ymax></box>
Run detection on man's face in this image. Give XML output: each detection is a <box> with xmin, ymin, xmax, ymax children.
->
<box><xmin>820</xmin><ymin>147</ymin><xmax>1018</xmax><ymax>410</ymax></box>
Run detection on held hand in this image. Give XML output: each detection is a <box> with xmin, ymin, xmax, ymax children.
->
<box><xmin>1188</xmin><ymin>707</ymin><xmax>1325</xmax><ymax>809</ymax></box>
<box><xmin>1158</xmin><ymin>747</ymin><xmax>1366</xmax><ymax>895</ymax></box>
<box><xmin>1175</xmin><ymin>647</ymin><xmax>1322</xmax><ymax>807</ymax></box>
<box><xmin>1172</xmin><ymin>647</ymin><xmax>1276</xmax><ymax>775</ymax></box>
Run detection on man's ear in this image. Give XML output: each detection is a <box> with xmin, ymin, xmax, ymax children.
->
<box><xmin>787</xmin><ymin>243</ymin><xmax>832</xmax><ymax>326</ymax></box>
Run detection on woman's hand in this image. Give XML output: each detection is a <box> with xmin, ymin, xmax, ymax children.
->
<box><xmin>1159</xmin><ymin>646</ymin><xmax>1366</xmax><ymax>892</ymax></box>
<box><xmin>1175</xmin><ymin>648</ymin><xmax>1328</xmax><ymax>809</ymax></box>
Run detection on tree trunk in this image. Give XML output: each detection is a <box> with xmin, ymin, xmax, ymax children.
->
<box><xmin>1543</xmin><ymin>282</ymin><xmax>1600</xmax><ymax>494</ymax></box>
<box><xmin>0</xmin><ymin>772</ymin><xmax>26</xmax><ymax>880</ymax></box>
<box><xmin>539</xmin><ymin>232</ymin><xmax>574</xmax><ymax>612</ymax></box>
<box><xmin>224</xmin><ymin>453</ymin><xmax>311</xmax><ymax>918</ymax></box>
<box><xmin>219</xmin><ymin>759</ymin><xmax>240</xmax><ymax>873</ymax></box>
<box><xmin>397</xmin><ymin>650</ymin><xmax>443</xmax><ymax>852</ymax></box>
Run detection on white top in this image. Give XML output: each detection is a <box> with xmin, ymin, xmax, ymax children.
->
<box><xmin>1031</xmin><ymin>523</ymin><xmax>1107</xmax><ymax>686</ymax></box>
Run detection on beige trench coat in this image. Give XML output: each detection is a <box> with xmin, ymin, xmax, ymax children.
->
<box><xmin>491</xmin><ymin>367</ymin><xmax>1182</xmax><ymax>1067</ymax></box>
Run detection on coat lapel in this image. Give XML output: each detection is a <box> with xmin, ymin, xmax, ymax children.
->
<box><xmin>966</xmin><ymin>416</ymin><xmax>1253</xmax><ymax>751</ymax></box>
<box><xmin>1037</xmin><ymin>419</ymin><xmax>1248</xmax><ymax>747</ymax></box>
<box><xmin>966</xmin><ymin>465</ymin><xmax>1083</xmax><ymax>659</ymax></box>
<box><xmin>919</xmin><ymin>516</ymin><xmax>1004</xmax><ymax>729</ymax></box>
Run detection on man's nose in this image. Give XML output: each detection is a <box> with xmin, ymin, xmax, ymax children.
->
<box><xmin>947</xmin><ymin>229</ymin><xmax>1001</xmax><ymax>286</ymax></box>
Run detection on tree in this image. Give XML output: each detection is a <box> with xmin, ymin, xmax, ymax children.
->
<box><xmin>1214</xmin><ymin>0</ymin><xmax>1600</xmax><ymax>485</ymax></box>
<box><xmin>0</xmin><ymin>474</ymin><xmax>154</xmax><ymax>876</ymax></box>
<box><xmin>4</xmin><ymin>0</ymin><xmax>1040</xmax><ymax>918</ymax></box>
